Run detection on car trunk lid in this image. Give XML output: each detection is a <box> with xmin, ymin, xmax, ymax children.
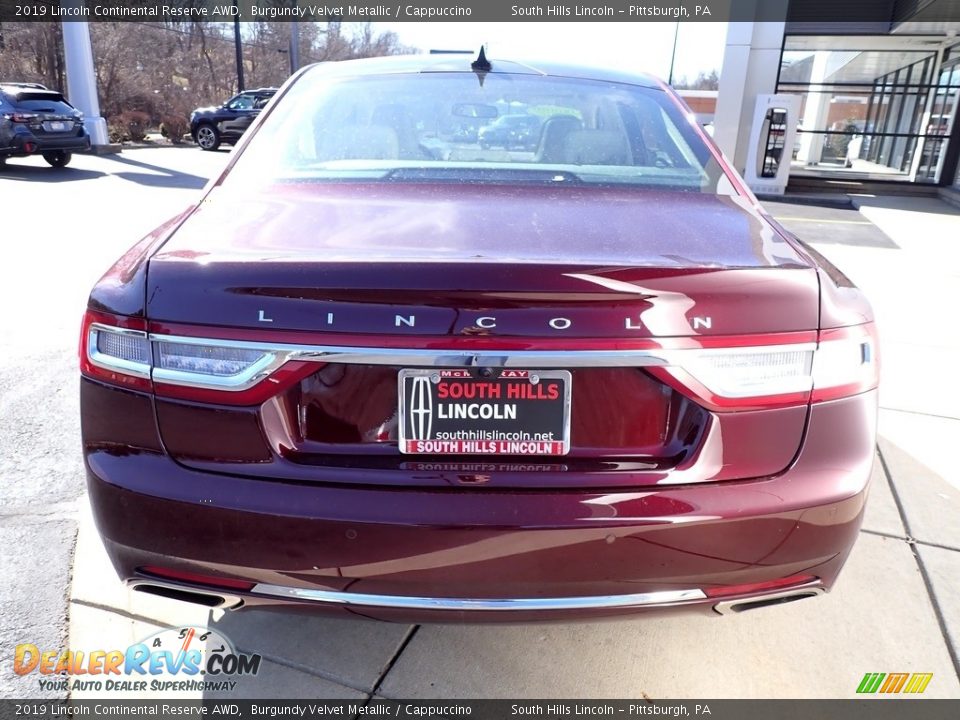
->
<box><xmin>147</xmin><ymin>183</ymin><xmax>817</xmax><ymax>487</ymax></box>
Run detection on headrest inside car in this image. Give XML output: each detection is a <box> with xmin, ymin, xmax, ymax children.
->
<box><xmin>317</xmin><ymin>125</ymin><xmax>400</xmax><ymax>161</ymax></box>
<box><xmin>562</xmin><ymin>130</ymin><xmax>631</xmax><ymax>166</ymax></box>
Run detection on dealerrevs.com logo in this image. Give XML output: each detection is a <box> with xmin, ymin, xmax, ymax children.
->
<box><xmin>856</xmin><ymin>672</ymin><xmax>933</xmax><ymax>694</ymax></box>
<box><xmin>14</xmin><ymin>626</ymin><xmax>261</xmax><ymax>693</ymax></box>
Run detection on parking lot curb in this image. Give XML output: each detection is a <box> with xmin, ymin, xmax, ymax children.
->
<box><xmin>87</xmin><ymin>144</ymin><xmax>123</xmax><ymax>155</ymax></box>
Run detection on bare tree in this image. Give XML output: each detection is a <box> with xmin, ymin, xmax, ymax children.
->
<box><xmin>673</xmin><ymin>70</ymin><xmax>720</xmax><ymax>91</ymax></box>
<box><xmin>1</xmin><ymin>21</ymin><xmax>408</xmax><ymax>129</ymax></box>
<box><xmin>0</xmin><ymin>23</ymin><xmax>65</xmax><ymax>89</ymax></box>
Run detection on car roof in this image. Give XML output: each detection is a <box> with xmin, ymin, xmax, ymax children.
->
<box><xmin>300</xmin><ymin>54</ymin><xmax>664</xmax><ymax>90</ymax></box>
<box><xmin>1</xmin><ymin>84</ymin><xmax>61</xmax><ymax>95</ymax></box>
<box><xmin>0</xmin><ymin>85</ymin><xmax>66</xmax><ymax>101</ymax></box>
<box><xmin>0</xmin><ymin>81</ymin><xmax>48</xmax><ymax>90</ymax></box>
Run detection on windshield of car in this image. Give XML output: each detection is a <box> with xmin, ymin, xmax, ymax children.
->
<box><xmin>13</xmin><ymin>93</ymin><xmax>76</xmax><ymax>114</ymax></box>
<box><xmin>223</xmin><ymin>71</ymin><xmax>731</xmax><ymax>193</ymax></box>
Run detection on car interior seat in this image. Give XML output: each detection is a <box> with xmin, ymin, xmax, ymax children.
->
<box><xmin>561</xmin><ymin>130</ymin><xmax>632</xmax><ymax>165</ymax></box>
<box><xmin>536</xmin><ymin>115</ymin><xmax>584</xmax><ymax>163</ymax></box>
<box><xmin>316</xmin><ymin>125</ymin><xmax>400</xmax><ymax>161</ymax></box>
<box><xmin>371</xmin><ymin>104</ymin><xmax>430</xmax><ymax>160</ymax></box>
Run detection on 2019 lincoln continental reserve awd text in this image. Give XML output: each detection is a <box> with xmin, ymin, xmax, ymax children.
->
<box><xmin>80</xmin><ymin>54</ymin><xmax>879</xmax><ymax>622</ymax></box>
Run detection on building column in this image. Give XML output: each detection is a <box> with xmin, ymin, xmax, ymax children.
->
<box><xmin>911</xmin><ymin>47</ymin><xmax>944</xmax><ymax>181</ymax></box>
<box><xmin>795</xmin><ymin>51</ymin><xmax>831</xmax><ymax>165</ymax></box>
<box><xmin>714</xmin><ymin>19</ymin><xmax>787</xmax><ymax>173</ymax></box>
<box><xmin>61</xmin><ymin>5</ymin><xmax>109</xmax><ymax>147</ymax></box>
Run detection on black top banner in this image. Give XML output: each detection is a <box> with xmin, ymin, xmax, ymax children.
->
<box><xmin>0</xmin><ymin>0</ymin><xmax>789</xmax><ymax>23</ymax></box>
<box><xmin>4</xmin><ymin>0</ymin><xmax>960</xmax><ymax>23</ymax></box>
<box><xmin>3</xmin><ymin>0</ymin><xmax>958</xmax><ymax>23</ymax></box>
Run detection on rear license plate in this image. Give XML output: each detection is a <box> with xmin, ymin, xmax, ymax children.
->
<box><xmin>44</xmin><ymin>121</ymin><xmax>67</xmax><ymax>132</ymax></box>
<box><xmin>398</xmin><ymin>369</ymin><xmax>571</xmax><ymax>455</ymax></box>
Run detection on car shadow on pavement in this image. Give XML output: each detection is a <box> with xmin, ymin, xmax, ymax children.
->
<box><xmin>0</xmin><ymin>163</ymin><xmax>106</xmax><ymax>182</ymax></box>
<box><xmin>203</xmin><ymin>604</ymin><xmax>409</xmax><ymax>698</ymax></box>
<box><xmin>99</xmin><ymin>153</ymin><xmax>210</xmax><ymax>189</ymax></box>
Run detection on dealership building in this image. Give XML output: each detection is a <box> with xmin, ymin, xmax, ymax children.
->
<box><xmin>714</xmin><ymin>0</ymin><xmax>960</xmax><ymax>199</ymax></box>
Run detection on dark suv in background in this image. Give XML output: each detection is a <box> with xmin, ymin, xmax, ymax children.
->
<box><xmin>0</xmin><ymin>83</ymin><xmax>90</xmax><ymax>167</ymax></box>
<box><xmin>189</xmin><ymin>88</ymin><xmax>277</xmax><ymax>151</ymax></box>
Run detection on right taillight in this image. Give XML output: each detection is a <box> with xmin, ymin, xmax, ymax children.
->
<box><xmin>811</xmin><ymin>323</ymin><xmax>879</xmax><ymax>403</ymax></box>
<box><xmin>650</xmin><ymin>323</ymin><xmax>878</xmax><ymax>411</ymax></box>
<box><xmin>682</xmin><ymin>346</ymin><xmax>815</xmax><ymax>400</ymax></box>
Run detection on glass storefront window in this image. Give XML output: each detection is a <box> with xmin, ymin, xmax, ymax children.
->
<box><xmin>778</xmin><ymin>37</ymin><xmax>960</xmax><ymax>184</ymax></box>
<box><xmin>945</xmin><ymin>43</ymin><xmax>960</xmax><ymax>189</ymax></box>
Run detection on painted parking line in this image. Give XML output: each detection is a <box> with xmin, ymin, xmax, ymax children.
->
<box><xmin>774</xmin><ymin>217</ymin><xmax>875</xmax><ymax>225</ymax></box>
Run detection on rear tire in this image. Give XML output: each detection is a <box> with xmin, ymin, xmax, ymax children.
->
<box><xmin>43</xmin><ymin>151</ymin><xmax>71</xmax><ymax>168</ymax></box>
<box><xmin>195</xmin><ymin>124</ymin><xmax>221</xmax><ymax>151</ymax></box>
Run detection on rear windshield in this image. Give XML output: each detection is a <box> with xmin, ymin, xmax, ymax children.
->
<box><xmin>13</xmin><ymin>93</ymin><xmax>76</xmax><ymax>114</ymax></box>
<box><xmin>224</xmin><ymin>71</ymin><xmax>730</xmax><ymax>194</ymax></box>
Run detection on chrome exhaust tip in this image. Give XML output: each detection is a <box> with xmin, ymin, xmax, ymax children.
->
<box><xmin>713</xmin><ymin>586</ymin><xmax>825</xmax><ymax>615</ymax></box>
<box><xmin>131</xmin><ymin>581</ymin><xmax>243</xmax><ymax>610</ymax></box>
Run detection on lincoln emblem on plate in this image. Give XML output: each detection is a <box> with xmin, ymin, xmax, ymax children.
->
<box><xmin>409</xmin><ymin>375</ymin><xmax>434</xmax><ymax>441</ymax></box>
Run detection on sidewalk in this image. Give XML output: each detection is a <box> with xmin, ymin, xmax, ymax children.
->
<box><xmin>63</xmin><ymin>196</ymin><xmax>960</xmax><ymax>700</ymax></box>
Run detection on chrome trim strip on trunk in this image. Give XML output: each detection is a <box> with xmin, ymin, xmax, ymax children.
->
<box><xmin>149</xmin><ymin>333</ymin><xmax>678</xmax><ymax>368</ymax></box>
<box><xmin>147</xmin><ymin>331</ymin><xmax>817</xmax><ymax>394</ymax></box>
<box><xmin>248</xmin><ymin>584</ymin><xmax>707</xmax><ymax>611</ymax></box>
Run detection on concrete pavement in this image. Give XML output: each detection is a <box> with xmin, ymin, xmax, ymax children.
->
<box><xmin>2</xmin><ymin>149</ymin><xmax>958</xmax><ymax>699</ymax></box>
<box><xmin>769</xmin><ymin>195</ymin><xmax>960</xmax><ymax>492</ymax></box>
<box><xmin>0</xmin><ymin>148</ymin><xmax>231</xmax><ymax>699</ymax></box>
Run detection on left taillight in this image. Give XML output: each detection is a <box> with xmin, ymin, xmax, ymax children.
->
<box><xmin>80</xmin><ymin>311</ymin><xmax>275</xmax><ymax>396</ymax></box>
<box><xmin>79</xmin><ymin>310</ymin><xmax>313</xmax><ymax>404</ymax></box>
<box><xmin>7</xmin><ymin>112</ymin><xmax>39</xmax><ymax>123</ymax></box>
<box><xmin>153</xmin><ymin>340</ymin><xmax>272</xmax><ymax>381</ymax></box>
<box><xmin>79</xmin><ymin>310</ymin><xmax>152</xmax><ymax>392</ymax></box>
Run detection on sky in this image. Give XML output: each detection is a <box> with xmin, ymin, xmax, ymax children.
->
<box><xmin>374</xmin><ymin>22</ymin><xmax>728</xmax><ymax>84</ymax></box>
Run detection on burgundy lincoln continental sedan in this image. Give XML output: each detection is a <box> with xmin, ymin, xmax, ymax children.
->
<box><xmin>80</xmin><ymin>53</ymin><xmax>878</xmax><ymax>622</ymax></box>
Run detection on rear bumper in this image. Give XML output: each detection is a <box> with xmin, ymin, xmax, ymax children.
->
<box><xmin>2</xmin><ymin>129</ymin><xmax>89</xmax><ymax>155</ymax></box>
<box><xmin>84</xmin><ymin>385</ymin><xmax>877</xmax><ymax>622</ymax></box>
<box><xmin>35</xmin><ymin>137</ymin><xmax>90</xmax><ymax>153</ymax></box>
